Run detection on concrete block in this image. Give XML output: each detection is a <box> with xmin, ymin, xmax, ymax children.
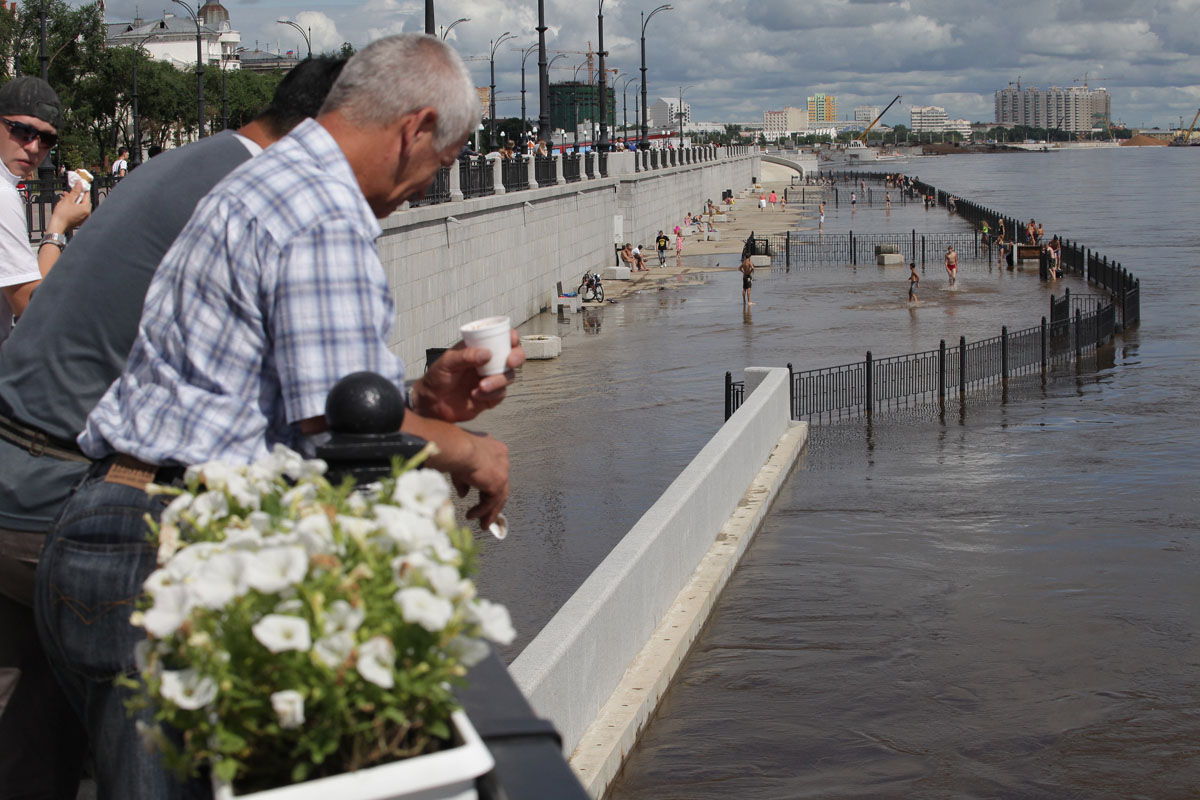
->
<box><xmin>750</xmin><ymin>254</ymin><xmax>771</xmax><ymax>267</ymax></box>
<box><xmin>553</xmin><ymin>295</ymin><xmax>581</xmax><ymax>313</ymax></box>
<box><xmin>877</xmin><ymin>253</ymin><xmax>904</xmax><ymax>266</ymax></box>
<box><xmin>603</xmin><ymin>266</ymin><xmax>633</xmax><ymax>281</ymax></box>
<box><xmin>712</xmin><ymin>214</ymin><xmax>728</xmax><ymax>222</ymax></box>
<box><xmin>521</xmin><ymin>334</ymin><xmax>562</xmax><ymax>360</ymax></box>
<box><xmin>706</xmin><ymin>231</ymin><xmax>722</xmax><ymax>241</ymax></box>
<box><xmin>874</xmin><ymin>244</ymin><xmax>900</xmax><ymax>255</ymax></box>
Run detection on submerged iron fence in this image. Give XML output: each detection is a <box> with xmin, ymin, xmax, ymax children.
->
<box><xmin>725</xmin><ymin>177</ymin><xmax>1142</xmax><ymax>423</ymax></box>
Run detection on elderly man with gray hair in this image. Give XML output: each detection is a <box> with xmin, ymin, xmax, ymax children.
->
<box><xmin>33</xmin><ymin>35</ymin><xmax>523</xmax><ymax>799</ymax></box>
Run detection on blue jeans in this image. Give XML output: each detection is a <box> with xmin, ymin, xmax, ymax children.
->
<box><xmin>34</xmin><ymin>462</ymin><xmax>208</xmax><ymax>800</ymax></box>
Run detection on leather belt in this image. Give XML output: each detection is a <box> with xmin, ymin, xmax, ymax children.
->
<box><xmin>94</xmin><ymin>453</ymin><xmax>187</xmax><ymax>489</ymax></box>
<box><xmin>0</xmin><ymin>412</ymin><xmax>91</xmax><ymax>463</ymax></box>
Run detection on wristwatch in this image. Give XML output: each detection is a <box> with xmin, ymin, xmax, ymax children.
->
<box><xmin>39</xmin><ymin>232</ymin><xmax>68</xmax><ymax>250</ymax></box>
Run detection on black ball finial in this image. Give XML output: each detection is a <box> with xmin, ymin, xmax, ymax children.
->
<box><xmin>324</xmin><ymin>372</ymin><xmax>405</xmax><ymax>434</ymax></box>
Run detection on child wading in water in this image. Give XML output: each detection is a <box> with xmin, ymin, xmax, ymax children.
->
<box><xmin>740</xmin><ymin>255</ymin><xmax>755</xmax><ymax>306</ymax></box>
<box><xmin>908</xmin><ymin>262</ymin><xmax>919</xmax><ymax>302</ymax></box>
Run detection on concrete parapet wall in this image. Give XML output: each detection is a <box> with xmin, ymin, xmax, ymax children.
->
<box><xmin>378</xmin><ymin>151</ymin><xmax>758</xmax><ymax>372</ymax></box>
<box><xmin>509</xmin><ymin>366</ymin><xmax>799</xmax><ymax>763</ymax></box>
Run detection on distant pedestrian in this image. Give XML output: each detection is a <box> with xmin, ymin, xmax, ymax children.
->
<box><xmin>633</xmin><ymin>243</ymin><xmax>647</xmax><ymax>271</ymax></box>
<box><xmin>768</xmin><ymin>190</ymin><xmax>777</xmax><ymax>209</ymax></box>
<box><xmin>111</xmin><ymin>147</ymin><xmax>129</xmax><ymax>178</ymax></box>
<box><xmin>945</xmin><ymin>245</ymin><xmax>958</xmax><ymax>285</ymax></box>
<box><xmin>818</xmin><ymin>200</ymin><xmax>825</xmax><ymax>231</ymax></box>
<box><xmin>758</xmin><ymin>193</ymin><xmax>766</xmax><ymax>211</ymax></box>
<box><xmin>655</xmin><ymin>229</ymin><xmax>669</xmax><ymax>266</ymax></box>
<box><xmin>885</xmin><ymin>191</ymin><xmax>891</xmax><ymax>209</ymax></box>
<box><xmin>850</xmin><ymin>191</ymin><xmax>857</xmax><ymax>209</ymax></box>
<box><xmin>908</xmin><ymin>261</ymin><xmax>919</xmax><ymax>302</ymax></box>
<box><xmin>740</xmin><ymin>254</ymin><xmax>754</xmax><ymax>306</ymax></box>
<box><xmin>780</xmin><ymin>191</ymin><xmax>787</xmax><ymax>212</ymax></box>
<box><xmin>675</xmin><ymin>228</ymin><xmax>684</xmax><ymax>265</ymax></box>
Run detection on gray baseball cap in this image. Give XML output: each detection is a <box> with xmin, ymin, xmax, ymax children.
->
<box><xmin>0</xmin><ymin>77</ymin><xmax>63</xmax><ymax>130</ymax></box>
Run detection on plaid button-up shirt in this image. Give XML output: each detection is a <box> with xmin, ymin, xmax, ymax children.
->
<box><xmin>81</xmin><ymin>119</ymin><xmax>405</xmax><ymax>465</ymax></box>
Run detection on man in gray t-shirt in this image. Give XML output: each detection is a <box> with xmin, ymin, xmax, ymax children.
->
<box><xmin>0</xmin><ymin>58</ymin><xmax>346</xmax><ymax>799</ymax></box>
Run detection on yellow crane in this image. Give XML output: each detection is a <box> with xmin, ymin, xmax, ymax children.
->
<box><xmin>1170</xmin><ymin>107</ymin><xmax>1200</xmax><ymax>146</ymax></box>
<box><xmin>857</xmin><ymin>95</ymin><xmax>901</xmax><ymax>143</ymax></box>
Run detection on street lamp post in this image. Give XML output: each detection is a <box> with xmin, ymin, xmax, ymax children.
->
<box><xmin>597</xmin><ymin>0</ymin><xmax>607</xmax><ymax>152</ymax></box>
<box><xmin>220</xmin><ymin>47</ymin><xmax>245</xmax><ymax>131</ymax></box>
<box><xmin>520</xmin><ymin>43</ymin><xmax>539</xmax><ymax>146</ymax></box>
<box><xmin>440</xmin><ymin>17</ymin><xmax>469</xmax><ymax>40</ymax></box>
<box><xmin>131</xmin><ymin>34</ymin><xmax>157</xmax><ymax>166</ymax></box>
<box><xmin>640</xmin><ymin>4</ymin><xmax>673</xmax><ymax>150</ymax></box>
<box><xmin>425</xmin><ymin>0</ymin><xmax>434</xmax><ymax>35</ymax></box>
<box><xmin>621</xmin><ymin>75</ymin><xmax>637</xmax><ymax>144</ymax></box>
<box><xmin>545</xmin><ymin>53</ymin><xmax>568</xmax><ymax>148</ymax></box>
<box><xmin>488</xmin><ymin>32</ymin><xmax>516</xmax><ymax>151</ymax></box>
<box><xmin>677</xmin><ymin>84</ymin><xmax>693</xmax><ymax>149</ymax></box>
<box><xmin>537</xmin><ymin>0</ymin><xmax>549</xmax><ymax>140</ymax></box>
<box><xmin>172</xmin><ymin>0</ymin><xmax>205</xmax><ymax>137</ymax></box>
<box><xmin>277</xmin><ymin>19</ymin><xmax>311</xmax><ymax>59</ymax></box>
<box><xmin>572</xmin><ymin>61</ymin><xmax>587</xmax><ymax>152</ymax></box>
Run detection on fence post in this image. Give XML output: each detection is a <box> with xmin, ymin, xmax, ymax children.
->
<box><xmin>787</xmin><ymin>362</ymin><xmax>795</xmax><ymax>419</ymax></box>
<box><xmin>865</xmin><ymin>351</ymin><xmax>873</xmax><ymax>415</ymax></box>
<box><xmin>785</xmin><ymin>230</ymin><xmax>791</xmax><ymax>270</ymax></box>
<box><xmin>959</xmin><ymin>335</ymin><xmax>967</xmax><ymax>396</ymax></box>
<box><xmin>921</xmin><ymin>236</ymin><xmax>926</xmax><ymax>266</ymax></box>
<box><xmin>1041</xmin><ymin>317</ymin><xmax>1047</xmax><ymax>371</ymax></box>
<box><xmin>1001</xmin><ymin>326</ymin><xmax>1009</xmax><ymax>381</ymax></box>
<box><xmin>724</xmin><ymin>371</ymin><xmax>732</xmax><ymax>421</ymax></box>
<box><xmin>1074</xmin><ymin>309</ymin><xmax>1082</xmax><ymax>362</ymax></box>
<box><xmin>1039</xmin><ymin>248</ymin><xmax>1048</xmax><ymax>281</ymax></box>
<box><xmin>835</xmin><ymin>188</ymin><xmax>839</xmax><ymax>209</ymax></box>
<box><xmin>939</xmin><ymin>339</ymin><xmax>946</xmax><ymax>400</ymax></box>
<box><xmin>850</xmin><ymin>230</ymin><xmax>855</xmax><ymax>265</ymax></box>
<box><xmin>912</xmin><ymin>229</ymin><xmax>916</xmax><ymax>260</ymax></box>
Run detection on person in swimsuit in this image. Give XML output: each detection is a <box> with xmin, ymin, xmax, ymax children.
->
<box><xmin>908</xmin><ymin>262</ymin><xmax>919</xmax><ymax>302</ymax></box>
<box><xmin>945</xmin><ymin>245</ymin><xmax>959</xmax><ymax>285</ymax></box>
<box><xmin>819</xmin><ymin>200</ymin><xmax>825</xmax><ymax>231</ymax></box>
<box><xmin>740</xmin><ymin>254</ymin><xmax>754</xmax><ymax>306</ymax></box>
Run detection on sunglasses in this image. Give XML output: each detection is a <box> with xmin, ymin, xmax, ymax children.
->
<box><xmin>1</xmin><ymin>118</ymin><xmax>58</xmax><ymax>149</ymax></box>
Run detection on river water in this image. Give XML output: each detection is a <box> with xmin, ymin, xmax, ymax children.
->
<box><xmin>602</xmin><ymin>149</ymin><xmax>1200</xmax><ymax>798</ymax></box>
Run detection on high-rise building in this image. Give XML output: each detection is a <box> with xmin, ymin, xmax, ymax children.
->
<box><xmin>807</xmin><ymin>94</ymin><xmax>836</xmax><ymax>124</ymax></box>
<box><xmin>763</xmin><ymin>105</ymin><xmax>810</xmax><ymax>139</ymax></box>
<box><xmin>854</xmin><ymin>105</ymin><xmax>881</xmax><ymax>125</ymax></box>
<box><xmin>910</xmin><ymin>105</ymin><xmax>948</xmax><ymax>133</ymax></box>
<box><xmin>546</xmin><ymin>83</ymin><xmax>617</xmax><ymax>131</ymax></box>
<box><xmin>993</xmin><ymin>85</ymin><xmax>1111</xmax><ymax>133</ymax></box>
<box><xmin>649</xmin><ymin>97</ymin><xmax>691</xmax><ymax>129</ymax></box>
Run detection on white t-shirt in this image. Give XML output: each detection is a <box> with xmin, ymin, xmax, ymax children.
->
<box><xmin>112</xmin><ymin>158</ymin><xmax>128</xmax><ymax>176</ymax></box>
<box><xmin>0</xmin><ymin>167</ymin><xmax>40</xmax><ymax>347</ymax></box>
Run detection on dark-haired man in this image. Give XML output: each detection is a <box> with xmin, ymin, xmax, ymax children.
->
<box><xmin>0</xmin><ymin>58</ymin><xmax>346</xmax><ymax>800</ymax></box>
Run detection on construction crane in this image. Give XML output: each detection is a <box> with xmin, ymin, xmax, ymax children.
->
<box><xmin>1170</xmin><ymin>107</ymin><xmax>1200</xmax><ymax>146</ymax></box>
<box><xmin>857</xmin><ymin>95</ymin><xmax>901</xmax><ymax>143</ymax></box>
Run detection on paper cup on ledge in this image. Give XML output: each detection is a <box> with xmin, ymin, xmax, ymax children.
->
<box><xmin>459</xmin><ymin>316</ymin><xmax>512</xmax><ymax>376</ymax></box>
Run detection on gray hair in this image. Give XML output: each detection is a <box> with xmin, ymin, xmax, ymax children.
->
<box><xmin>320</xmin><ymin>34</ymin><xmax>479</xmax><ymax>150</ymax></box>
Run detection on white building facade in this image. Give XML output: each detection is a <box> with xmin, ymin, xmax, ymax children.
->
<box><xmin>910</xmin><ymin>105</ymin><xmax>948</xmax><ymax>134</ymax></box>
<box><xmin>106</xmin><ymin>1</ymin><xmax>241</xmax><ymax>70</ymax></box>
<box><xmin>649</xmin><ymin>97</ymin><xmax>691</xmax><ymax>130</ymax></box>
<box><xmin>763</xmin><ymin>105</ymin><xmax>809</xmax><ymax>139</ymax></box>
<box><xmin>993</xmin><ymin>85</ymin><xmax>1111</xmax><ymax>133</ymax></box>
<box><xmin>854</xmin><ymin>105</ymin><xmax>881</xmax><ymax>125</ymax></box>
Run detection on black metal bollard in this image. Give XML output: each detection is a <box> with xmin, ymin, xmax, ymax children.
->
<box><xmin>959</xmin><ymin>335</ymin><xmax>967</xmax><ymax>395</ymax></box>
<box><xmin>938</xmin><ymin>340</ymin><xmax>946</xmax><ymax>400</ymax></box>
<box><xmin>1001</xmin><ymin>326</ymin><xmax>1009</xmax><ymax>381</ymax></box>
<box><xmin>865</xmin><ymin>351</ymin><xmax>873</xmax><ymax>415</ymax></box>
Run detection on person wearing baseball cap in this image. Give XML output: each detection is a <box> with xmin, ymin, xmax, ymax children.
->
<box><xmin>0</xmin><ymin>76</ymin><xmax>90</xmax><ymax>350</ymax></box>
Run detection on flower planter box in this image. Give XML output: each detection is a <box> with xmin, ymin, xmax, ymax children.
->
<box><xmin>214</xmin><ymin>710</ymin><xmax>493</xmax><ymax>800</ymax></box>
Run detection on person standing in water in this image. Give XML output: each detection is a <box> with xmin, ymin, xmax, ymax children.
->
<box><xmin>908</xmin><ymin>261</ymin><xmax>919</xmax><ymax>302</ymax></box>
<box><xmin>740</xmin><ymin>254</ymin><xmax>754</xmax><ymax>306</ymax></box>
<box><xmin>819</xmin><ymin>200</ymin><xmax>826</xmax><ymax>231</ymax></box>
<box><xmin>945</xmin><ymin>245</ymin><xmax>959</xmax><ymax>285</ymax></box>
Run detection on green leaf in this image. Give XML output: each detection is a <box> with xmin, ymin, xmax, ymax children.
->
<box><xmin>213</xmin><ymin>758</ymin><xmax>240</xmax><ymax>782</ymax></box>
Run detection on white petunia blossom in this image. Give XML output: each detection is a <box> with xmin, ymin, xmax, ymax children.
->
<box><xmin>280</xmin><ymin>483</ymin><xmax>317</xmax><ymax>508</ymax></box>
<box><xmin>163</xmin><ymin>541</ymin><xmax>223</xmax><ymax>581</ymax></box>
<box><xmin>392</xmin><ymin>470</ymin><xmax>451</xmax><ymax>517</ymax></box>
<box><xmin>467</xmin><ymin>598</ymin><xmax>516</xmax><ymax>645</ymax></box>
<box><xmin>190</xmin><ymin>551</ymin><xmax>249</xmax><ymax>609</ymax></box>
<box><xmin>142</xmin><ymin>584</ymin><xmax>194</xmax><ymax>637</ymax></box>
<box><xmin>356</xmin><ymin>636</ymin><xmax>396</xmax><ymax>689</ymax></box>
<box><xmin>293</xmin><ymin>514</ymin><xmax>337</xmax><ymax>556</ymax></box>
<box><xmin>446</xmin><ymin>635</ymin><xmax>490</xmax><ymax>668</ymax></box>
<box><xmin>159</xmin><ymin>668</ymin><xmax>218</xmax><ymax>710</ymax></box>
<box><xmin>270</xmin><ymin>690</ymin><xmax>306</xmax><ymax>729</ymax></box>
<box><xmin>324</xmin><ymin>600</ymin><xmax>365</xmax><ymax>636</ymax></box>
<box><xmin>244</xmin><ymin>546</ymin><xmax>309</xmax><ymax>594</ymax></box>
<box><xmin>374</xmin><ymin>505</ymin><xmax>440</xmax><ymax>553</ymax></box>
<box><xmin>156</xmin><ymin>522</ymin><xmax>182</xmax><ymax>565</ymax></box>
<box><xmin>189</xmin><ymin>490</ymin><xmax>230</xmax><ymax>528</ymax></box>
<box><xmin>394</xmin><ymin>587</ymin><xmax>453</xmax><ymax>633</ymax></box>
<box><xmin>390</xmin><ymin>551</ymin><xmax>432</xmax><ymax>585</ymax></box>
<box><xmin>313</xmin><ymin>632</ymin><xmax>355</xmax><ymax>669</ymax></box>
<box><xmin>252</xmin><ymin>614</ymin><xmax>312</xmax><ymax>653</ymax></box>
<box><xmin>425</xmin><ymin>563</ymin><xmax>468</xmax><ymax>600</ymax></box>
<box><xmin>335</xmin><ymin>514</ymin><xmax>377</xmax><ymax>545</ymax></box>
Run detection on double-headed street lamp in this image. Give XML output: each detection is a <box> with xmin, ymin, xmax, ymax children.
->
<box><xmin>488</xmin><ymin>32</ymin><xmax>516</xmax><ymax>151</ymax></box>
<box><xmin>130</xmin><ymin>32</ymin><xmax>159</xmax><ymax>166</ymax></box>
<box><xmin>276</xmin><ymin>18</ymin><xmax>311</xmax><ymax>59</ymax></box>
<box><xmin>440</xmin><ymin>17</ymin><xmax>469</xmax><ymax>40</ymax></box>
<box><xmin>620</xmin><ymin>75</ymin><xmax>637</xmax><ymax>144</ymax></box>
<box><xmin>519</xmin><ymin>43</ymin><xmax>539</xmax><ymax>146</ymax></box>
<box><xmin>677</xmin><ymin>84</ymin><xmax>693</xmax><ymax>149</ymax></box>
<box><xmin>640</xmin><ymin>4</ymin><xmax>672</xmax><ymax>150</ymax></box>
<box><xmin>172</xmin><ymin>0</ymin><xmax>204</xmax><ymax>137</ymax></box>
<box><xmin>596</xmin><ymin>0</ymin><xmax>608</xmax><ymax>152</ymax></box>
<box><xmin>221</xmin><ymin>46</ymin><xmax>246</xmax><ymax>130</ymax></box>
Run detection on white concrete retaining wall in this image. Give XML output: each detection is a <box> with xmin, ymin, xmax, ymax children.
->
<box><xmin>509</xmin><ymin>366</ymin><xmax>795</xmax><ymax>757</ymax></box>
<box><xmin>378</xmin><ymin>150</ymin><xmax>759</xmax><ymax>373</ymax></box>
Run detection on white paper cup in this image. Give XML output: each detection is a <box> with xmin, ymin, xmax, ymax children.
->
<box><xmin>459</xmin><ymin>316</ymin><xmax>512</xmax><ymax>376</ymax></box>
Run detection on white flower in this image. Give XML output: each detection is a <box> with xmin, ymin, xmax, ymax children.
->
<box><xmin>394</xmin><ymin>586</ymin><xmax>453</xmax><ymax>633</ymax></box>
<box><xmin>467</xmin><ymin>598</ymin><xmax>516</xmax><ymax>645</ymax></box>
<box><xmin>186</xmin><ymin>461</ymin><xmax>239</xmax><ymax>491</ymax></box>
<box><xmin>143</xmin><ymin>567</ymin><xmax>177</xmax><ymax>594</ymax></box>
<box><xmin>223</xmin><ymin>473</ymin><xmax>261</xmax><ymax>511</ymax></box>
<box><xmin>324</xmin><ymin>600</ymin><xmax>365</xmax><ymax>636</ymax></box>
<box><xmin>390</xmin><ymin>551</ymin><xmax>432</xmax><ymax>585</ymax></box>
<box><xmin>270</xmin><ymin>690</ymin><xmax>306</xmax><ymax>729</ymax></box>
<box><xmin>160</xmin><ymin>492</ymin><xmax>195</xmax><ymax>527</ymax></box>
<box><xmin>246</xmin><ymin>511</ymin><xmax>275</xmax><ymax>533</ymax></box>
<box><xmin>313</xmin><ymin>632</ymin><xmax>355</xmax><ymax>669</ymax></box>
<box><xmin>252</xmin><ymin>614</ymin><xmax>312</xmax><ymax>653</ymax></box>
<box><xmin>189</xmin><ymin>490</ymin><xmax>230</xmax><ymax>528</ymax></box>
<box><xmin>335</xmin><ymin>515</ymin><xmax>377</xmax><ymax>545</ymax></box>
<box><xmin>447</xmin><ymin>635</ymin><xmax>490</xmax><ymax>668</ymax></box>
<box><xmin>356</xmin><ymin>636</ymin><xmax>395</xmax><ymax>689</ymax></box>
<box><xmin>223</xmin><ymin>524</ymin><xmax>264</xmax><ymax>551</ymax></box>
<box><xmin>142</xmin><ymin>584</ymin><xmax>193</xmax><ymax>637</ymax></box>
<box><xmin>425</xmin><ymin>563</ymin><xmax>468</xmax><ymax>600</ymax></box>
<box><xmin>392</xmin><ymin>470</ymin><xmax>451</xmax><ymax>517</ymax></box>
<box><xmin>191</xmin><ymin>551</ymin><xmax>249</xmax><ymax>609</ymax></box>
<box><xmin>274</xmin><ymin>598</ymin><xmax>304</xmax><ymax>614</ymax></box>
<box><xmin>280</xmin><ymin>483</ymin><xmax>317</xmax><ymax>508</ymax></box>
<box><xmin>244</xmin><ymin>546</ymin><xmax>309</xmax><ymax>594</ymax></box>
<box><xmin>163</xmin><ymin>541</ymin><xmax>223</xmax><ymax>581</ymax></box>
<box><xmin>434</xmin><ymin>502</ymin><xmax>457</xmax><ymax>532</ymax></box>
<box><xmin>156</xmin><ymin>522</ymin><xmax>181</xmax><ymax>565</ymax></box>
<box><xmin>374</xmin><ymin>505</ymin><xmax>440</xmax><ymax>552</ymax></box>
<box><xmin>159</xmin><ymin>668</ymin><xmax>218</xmax><ymax>710</ymax></box>
<box><xmin>293</xmin><ymin>514</ymin><xmax>337</xmax><ymax>556</ymax></box>
<box><xmin>345</xmin><ymin>491</ymin><xmax>368</xmax><ymax>515</ymax></box>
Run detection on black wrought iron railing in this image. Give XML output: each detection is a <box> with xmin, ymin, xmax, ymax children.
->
<box><xmin>21</xmin><ymin>174</ymin><xmax>119</xmax><ymax>239</ymax></box>
<box><xmin>534</xmin><ymin>155</ymin><xmax>555</xmax><ymax>186</ymax></box>
<box><xmin>500</xmin><ymin>155</ymin><xmax>529</xmax><ymax>193</ymax></box>
<box><xmin>562</xmin><ymin>154</ymin><xmax>581</xmax><ymax>184</ymax></box>
<box><xmin>460</xmin><ymin>157</ymin><xmax>494</xmax><ymax>199</ymax></box>
<box><xmin>412</xmin><ymin>166</ymin><xmax>451</xmax><ymax>206</ymax></box>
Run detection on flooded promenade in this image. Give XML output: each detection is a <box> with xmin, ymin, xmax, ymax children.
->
<box><xmin>607</xmin><ymin>149</ymin><xmax>1199</xmax><ymax>798</ymax></box>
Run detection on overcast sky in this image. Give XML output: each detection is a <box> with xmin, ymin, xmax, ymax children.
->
<box><xmin>108</xmin><ymin>0</ymin><xmax>1199</xmax><ymax>129</ymax></box>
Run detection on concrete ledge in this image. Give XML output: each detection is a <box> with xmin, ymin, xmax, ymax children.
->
<box><xmin>877</xmin><ymin>253</ymin><xmax>904</xmax><ymax>266</ymax></box>
<box><xmin>567</xmin><ymin>420</ymin><xmax>807</xmax><ymax>798</ymax></box>
<box><xmin>510</xmin><ymin>367</ymin><xmax>795</xmax><ymax>776</ymax></box>
<box><xmin>554</xmin><ymin>295</ymin><xmax>582</xmax><ymax>313</ymax></box>
<box><xmin>750</xmin><ymin>254</ymin><xmax>771</xmax><ymax>267</ymax></box>
<box><xmin>521</xmin><ymin>334</ymin><xmax>562</xmax><ymax>359</ymax></box>
<box><xmin>602</xmin><ymin>266</ymin><xmax>632</xmax><ymax>281</ymax></box>
<box><xmin>705</xmin><ymin>231</ymin><xmax>722</xmax><ymax>241</ymax></box>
